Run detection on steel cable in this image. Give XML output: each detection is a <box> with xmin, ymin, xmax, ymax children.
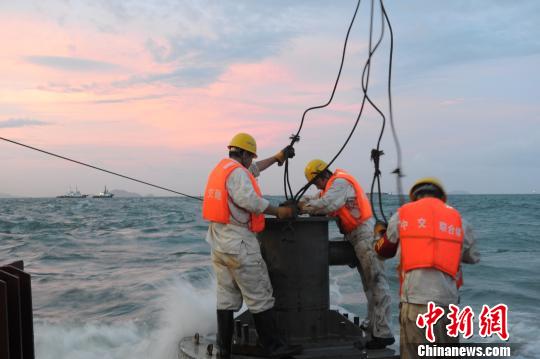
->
<box><xmin>0</xmin><ymin>136</ymin><xmax>203</xmax><ymax>201</ymax></box>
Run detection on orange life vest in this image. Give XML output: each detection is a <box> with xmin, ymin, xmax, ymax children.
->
<box><xmin>202</xmin><ymin>158</ymin><xmax>265</xmax><ymax>233</ymax></box>
<box><xmin>322</xmin><ymin>169</ymin><xmax>373</xmax><ymax>234</ymax></box>
<box><xmin>398</xmin><ymin>197</ymin><xmax>463</xmax><ymax>291</ymax></box>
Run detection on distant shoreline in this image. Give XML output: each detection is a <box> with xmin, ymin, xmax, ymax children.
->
<box><xmin>1</xmin><ymin>193</ymin><xmax>538</xmax><ymax>199</ymax></box>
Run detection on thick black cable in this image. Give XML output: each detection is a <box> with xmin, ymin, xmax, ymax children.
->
<box><xmin>361</xmin><ymin>0</ymin><xmax>389</xmax><ymax>222</ymax></box>
<box><xmin>291</xmin><ymin>0</ymin><xmax>361</xmax><ymax>139</ymax></box>
<box><xmin>283</xmin><ymin>0</ymin><xmax>362</xmax><ymax>200</ymax></box>
<box><xmin>285</xmin><ymin>159</ymin><xmax>293</xmax><ymax>200</ymax></box>
<box><xmin>283</xmin><ymin>160</ymin><xmax>290</xmax><ymax>200</ymax></box>
<box><xmin>365</xmin><ymin>0</ymin><xmax>405</xmax><ymax>220</ymax></box>
<box><xmin>376</xmin><ymin>175</ymin><xmax>387</xmax><ymax>222</ymax></box>
<box><xmin>381</xmin><ymin>0</ymin><xmax>405</xmax><ymax>206</ymax></box>
<box><xmin>294</xmin><ymin>0</ymin><xmax>385</xmax><ymax>202</ymax></box>
<box><xmin>295</xmin><ymin>0</ymin><xmax>405</xmax><ymax>224</ymax></box>
<box><xmin>0</xmin><ymin>136</ymin><xmax>203</xmax><ymax>201</ymax></box>
<box><xmin>294</xmin><ymin>3</ymin><xmax>380</xmax><ymax>202</ymax></box>
<box><xmin>364</xmin><ymin>0</ymin><xmax>405</xmax><ymax>219</ymax></box>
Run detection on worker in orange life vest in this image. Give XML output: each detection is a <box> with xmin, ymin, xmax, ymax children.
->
<box><xmin>202</xmin><ymin>133</ymin><xmax>300</xmax><ymax>359</ymax></box>
<box><xmin>373</xmin><ymin>177</ymin><xmax>480</xmax><ymax>359</ymax></box>
<box><xmin>298</xmin><ymin>159</ymin><xmax>395</xmax><ymax>349</ymax></box>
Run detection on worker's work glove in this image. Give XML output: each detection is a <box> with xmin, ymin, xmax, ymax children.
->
<box><xmin>277</xmin><ymin>206</ymin><xmax>295</xmax><ymax>219</ymax></box>
<box><xmin>274</xmin><ymin>145</ymin><xmax>295</xmax><ymax>166</ymax></box>
<box><xmin>374</xmin><ymin>220</ymin><xmax>388</xmax><ymax>238</ymax></box>
<box><xmin>297</xmin><ymin>200</ymin><xmax>309</xmax><ymax>214</ymax></box>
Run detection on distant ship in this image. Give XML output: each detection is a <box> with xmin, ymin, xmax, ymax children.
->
<box><xmin>92</xmin><ymin>186</ymin><xmax>114</xmax><ymax>198</ymax></box>
<box><xmin>57</xmin><ymin>186</ymin><xmax>88</xmax><ymax>198</ymax></box>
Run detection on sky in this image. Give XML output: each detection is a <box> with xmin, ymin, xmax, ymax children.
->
<box><xmin>1</xmin><ymin>0</ymin><xmax>539</xmax><ymax>197</ymax></box>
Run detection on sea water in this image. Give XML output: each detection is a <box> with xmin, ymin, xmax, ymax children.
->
<box><xmin>1</xmin><ymin>195</ymin><xmax>539</xmax><ymax>358</ymax></box>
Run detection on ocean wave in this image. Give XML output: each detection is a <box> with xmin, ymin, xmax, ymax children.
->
<box><xmin>35</xmin><ymin>278</ymin><xmax>217</xmax><ymax>359</ymax></box>
<box><xmin>1</xmin><ymin>196</ymin><xmax>537</xmax><ymax>358</ymax></box>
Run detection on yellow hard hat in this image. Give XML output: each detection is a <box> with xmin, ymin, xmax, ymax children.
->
<box><xmin>228</xmin><ymin>133</ymin><xmax>257</xmax><ymax>157</ymax></box>
<box><xmin>409</xmin><ymin>177</ymin><xmax>447</xmax><ymax>202</ymax></box>
<box><xmin>304</xmin><ymin>159</ymin><xmax>329</xmax><ymax>182</ymax></box>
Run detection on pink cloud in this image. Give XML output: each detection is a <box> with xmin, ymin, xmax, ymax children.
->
<box><xmin>1</xmin><ymin>13</ymin><xmax>376</xmax><ymax>166</ymax></box>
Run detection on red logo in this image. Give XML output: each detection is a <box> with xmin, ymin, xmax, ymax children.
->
<box><xmin>446</xmin><ymin>304</ymin><xmax>474</xmax><ymax>339</ymax></box>
<box><xmin>479</xmin><ymin>304</ymin><xmax>509</xmax><ymax>341</ymax></box>
<box><xmin>416</xmin><ymin>302</ymin><xmax>509</xmax><ymax>342</ymax></box>
<box><xmin>416</xmin><ymin>302</ymin><xmax>445</xmax><ymax>343</ymax></box>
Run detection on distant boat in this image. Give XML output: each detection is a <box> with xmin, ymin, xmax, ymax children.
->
<box><xmin>92</xmin><ymin>186</ymin><xmax>114</xmax><ymax>198</ymax></box>
<box><xmin>57</xmin><ymin>186</ymin><xmax>88</xmax><ymax>198</ymax></box>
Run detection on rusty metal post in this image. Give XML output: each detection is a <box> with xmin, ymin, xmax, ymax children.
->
<box><xmin>0</xmin><ymin>260</ymin><xmax>35</xmax><ymax>359</ymax></box>
<box><xmin>0</xmin><ymin>280</ymin><xmax>9</xmax><ymax>359</ymax></box>
<box><xmin>0</xmin><ymin>270</ymin><xmax>22</xmax><ymax>359</ymax></box>
<box><xmin>1</xmin><ymin>266</ymin><xmax>34</xmax><ymax>359</ymax></box>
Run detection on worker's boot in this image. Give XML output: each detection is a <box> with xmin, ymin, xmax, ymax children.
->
<box><xmin>354</xmin><ymin>335</ymin><xmax>395</xmax><ymax>350</ymax></box>
<box><xmin>365</xmin><ymin>336</ymin><xmax>395</xmax><ymax>349</ymax></box>
<box><xmin>217</xmin><ymin>310</ymin><xmax>234</xmax><ymax>359</ymax></box>
<box><xmin>252</xmin><ymin>308</ymin><xmax>302</xmax><ymax>358</ymax></box>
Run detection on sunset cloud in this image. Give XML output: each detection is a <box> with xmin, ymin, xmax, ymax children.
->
<box><xmin>0</xmin><ymin>118</ymin><xmax>50</xmax><ymax>128</ymax></box>
<box><xmin>25</xmin><ymin>56</ymin><xmax>121</xmax><ymax>72</ymax></box>
<box><xmin>1</xmin><ymin>1</ymin><xmax>538</xmax><ymax>196</ymax></box>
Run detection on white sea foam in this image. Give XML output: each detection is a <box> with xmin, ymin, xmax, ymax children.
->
<box><xmin>28</xmin><ymin>272</ymin><xmax>540</xmax><ymax>359</ymax></box>
<box><xmin>35</xmin><ymin>321</ymin><xmax>143</xmax><ymax>359</ymax></box>
<box><xmin>35</xmin><ymin>278</ymin><xmax>216</xmax><ymax>359</ymax></box>
<box><xmin>139</xmin><ymin>278</ymin><xmax>217</xmax><ymax>359</ymax></box>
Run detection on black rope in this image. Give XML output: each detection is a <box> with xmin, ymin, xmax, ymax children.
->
<box><xmin>381</xmin><ymin>0</ymin><xmax>405</xmax><ymax>206</ymax></box>
<box><xmin>283</xmin><ymin>0</ymin><xmax>362</xmax><ymax>200</ymax></box>
<box><xmin>284</xmin><ymin>136</ymin><xmax>296</xmax><ymax>199</ymax></box>
<box><xmin>0</xmin><ymin>136</ymin><xmax>203</xmax><ymax>201</ymax></box>
<box><xmin>294</xmin><ymin>0</ymin><xmax>386</xmax><ymax>202</ymax></box>
<box><xmin>364</xmin><ymin>0</ymin><xmax>406</xmax><ymax>221</ymax></box>
<box><xmin>370</xmin><ymin>147</ymin><xmax>387</xmax><ymax>223</ymax></box>
<box><xmin>295</xmin><ymin>0</ymin><xmax>405</xmax><ymax>224</ymax></box>
<box><xmin>361</xmin><ymin>0</ymin><xmax>389</xmax><ymax>223</ymax></box>
<box><xmin>294</xmin><ymin>0</ymin><xmax>405</xmax><ymax>226</ymax></box>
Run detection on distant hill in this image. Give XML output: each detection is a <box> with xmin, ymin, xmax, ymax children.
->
<box><xmin>110</xmin><ymin>189</ymin><xmax>142</xmax><ymax>198</ymax></box>
<box><xmin>449</xmin><ymin>190</ymin><xmax>471</xmax><ymax>195</ymax></box>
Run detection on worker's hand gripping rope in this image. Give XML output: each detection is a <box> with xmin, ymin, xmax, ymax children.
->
<box><xmin>275</xmin><ymin>145</ymin><xmax>296</xmax><ymax>166</ymax></box>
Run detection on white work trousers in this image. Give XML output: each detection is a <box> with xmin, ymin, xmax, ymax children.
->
<box><xmin>212</xmin><ymin>243</ymin><xmax>275</xmax><ymax>314</ymax></box>
<box><xmin>347</xmin><ymin>223</ymin><xmax>393</xmax><ymax>339</ymax></box>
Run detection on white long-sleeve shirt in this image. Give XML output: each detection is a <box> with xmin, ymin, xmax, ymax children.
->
<box><xmin>205</xmin><ymin>161</ymin><xmax>270</xmax><ymax>254</ymax></box>
<box><xmin>301</xmin><ymin>178</ymin><xmax>362</xmax><ymax>219</ymax></box>
<box><xmin>386</xmin><ymin>211</ymin><xmax>480</xmax><ymax>305</ymax></box>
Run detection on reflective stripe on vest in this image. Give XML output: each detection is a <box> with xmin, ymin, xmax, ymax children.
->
<box><xmin>202</xmin><ymin>158</ymin><xmax>265</xmax><ymax>233</ymax></box>
<box><xmin>322</xmin><ymin>169</ymin><xmax>373</xmax><ymax>234</ymax></box>
<box><xmin>398</xmin><ymin>197</ymin><xmax>463</xmax><ymax>291</ymax></box>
